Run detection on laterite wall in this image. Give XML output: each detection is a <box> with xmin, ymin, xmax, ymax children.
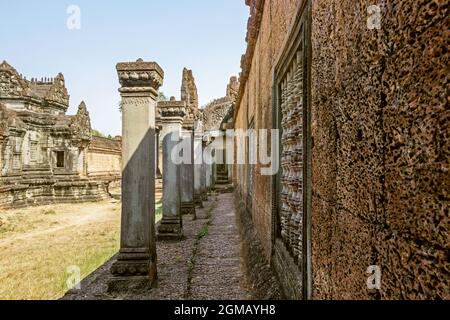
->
<box><xmin>310</xmin><ymin>0</ymin><xmax>449</xmax><ymax>299</ymax></box>
<box><xmin>234</xmin><ymin>0</ymin><xmax>449</xmax><ymax>299</ymax></box>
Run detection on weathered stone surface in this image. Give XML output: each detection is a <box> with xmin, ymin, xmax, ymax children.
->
<box><xmin>110</xmin><ymin>59</ymin><xmax>162</xmax><ymax>289</ymax></box>
<box><xmin>309</xmin><ymin>0</ymin><xmax>449</xmax><ymax>300</ymax></box>
<box><xmin>158</xmin><ymin>134</ymin><xmax>183</xmax><ymax>240</ymax></box>
<box><xmin>181</xmin><ymin>68</ymin><xmax>198</xmax><ymax>110</ymax></box>
<box><xmin>180</xmin><ymin>131</ymin><xmax>195</xmax><ymax>217</ymax></box>
<box><xmin>234</xmin><ymin>0</ymin><xmax>299</xmax><ymax>264</ymax></box>
<box><xmin>157</xmin><ymin>103</ymin><xmax>186</xmax><ymax>241</ymax></box>
<box><xmin>194</xmin><ymin>120</ymin><xmax>204</xmax><ymax>208</ymax></box>
<box><xmin>64</xmin><ymin>194</ymin><xmax>253</xmax><ymax>300</ymax></box>
<box><xmin>203</xmin><ymin>97</ymin><xmax>233</xmax><ymax>133</ymax></box>
<box><xmin>233</xmin><ymin>0</ymin><xmax>449</xmax><ymax>300</ymax></box>
<box><xmin>0</xmin><ymin>63</ymin><xmax>121</xmax><ymax>209</ymax></box>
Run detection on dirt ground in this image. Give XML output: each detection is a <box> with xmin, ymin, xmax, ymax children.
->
<box><xmin>63</xmin><ymin>193</ymin><xmax>253</xmax><ymax>300</ymax></box>
<box><xmin>0</xmin><ymin>200</ymin><xmax>123</xmax><ymax>300</ymax></box>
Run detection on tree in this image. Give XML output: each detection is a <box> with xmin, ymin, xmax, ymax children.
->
<box><xmin>91</xmin><ymin>129</ymin><xmax>106</xmax><ymax>138</ymax></box>
<box><xmin>157</xmin><ymin>92</ymin><xmax>168</xmax><ymax>102</ymax></box>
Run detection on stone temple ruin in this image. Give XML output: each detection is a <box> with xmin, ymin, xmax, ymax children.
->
<box><xmin>153</xmin><ymin>68</ymin><xmax>237</xmax><ymax>240</ymax></box>
<box><xmin>104</xmin><ymin>0</ymin><xmax>448</xmax><ymax>299</ymax></box>
<box><xmin>4</xmin><ymin>0</ymin><xmax>449</xmax><ymax>300</ymax></box>
<box><xmin>0</xmin><ymin>61</ymin><xmax>121</xmax><ymax>208</ymax></box>
<box><xmin>106</xmin><ymin>59</ymin><xmax>238</xmax><ymax>290</ymax></box>
<box><xmin>0</xmin><ymin>58</ymin><xmax>234</xmax><ymax>217</ymax></box>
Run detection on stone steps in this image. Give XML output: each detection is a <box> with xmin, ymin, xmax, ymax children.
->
<box><xmin>213</xmin><ymin>184</ymin><xmax>233</xmax><ymax>194</ymax></box>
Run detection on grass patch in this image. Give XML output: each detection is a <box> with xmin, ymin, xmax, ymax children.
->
<box><xmin>196</xmin><ymin>224</ymin><xmax>209</xmax><ymax>240</ymax></box>
<box><xmin>42</xmin><ymin>209</ymin><xmax>56</xmax><ymax>215</ymax></box>
<box><xmin>185</xmin><ymin>220</ymin><xmax>213</xmax><ymax>298</ymax></box>
<box><xmin>0</xmin><ymin>201</ymin><xmax>166</xmax><ymax>300</ymax></box>
<box><xmin>155</xmin><ymin>203</ymin><xmax>163</xmax><ymax>222</ymax></box>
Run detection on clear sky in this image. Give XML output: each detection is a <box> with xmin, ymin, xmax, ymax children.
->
<box><xmin>0</xmin><ymin>1</ymin><xmax>249</xmax><ymax>136</ymax></box>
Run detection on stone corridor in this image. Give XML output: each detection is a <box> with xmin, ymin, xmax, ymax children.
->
<box><xmin>63</xmin><ymin>192</ymin><xmax>252</xmax><ymax>300</ymax></box>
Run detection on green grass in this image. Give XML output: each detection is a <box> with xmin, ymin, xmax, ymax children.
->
<box><xmin>155</xmin><ymin>203</ymin><xmax>163</xmax><ymax>222</ymax></box>
<box><xmin>197</xmin><ymin>223</ymin><xmax>209</xmax><ymax>240</ymax></box>
<box><xmin>0</xmin><ymin>201</ymin><xmax>163</xmax><ymax>300</ymax></box>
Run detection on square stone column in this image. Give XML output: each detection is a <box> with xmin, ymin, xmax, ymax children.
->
<box><xmin>213</xmin><ymin>148</ymin><xmax>217</xmax><ymax>187</ymax></box>
<box><xmin>206</xmin><ymin>161</ymin><xmax>212</xmax><ymax>192</ymax></box>
<box><xmin>201</xmin><ymin>140</ymin><xmax>208</xmax><ymax>201</ymax></box>
<box><xmin>155</xmin><ymin>124</ymin><xmax>162</xmax><ymax>179</ymax></box>
<box><xmin>193</xmin><ymin>120</ymin><xmax>204</xmax><ymax>208</ymax></box>
<box><xmin>203</xmin><ymin>138</ymin><xmax>214</xmax><ymax>193</ymax></box>
<box><xmin>180</xmin><ymin>126</ymin><xmax>195</xmax><ymax>217</ymax></box>
<box><xmin>109</xmin><ymin>59</ymin><xmax>163</xmax><ymax>291</ymax></box>
<box><xmin>157</xmin><ymin>102</ymin><xmax>186</xmax><ymax>241</ymax></box>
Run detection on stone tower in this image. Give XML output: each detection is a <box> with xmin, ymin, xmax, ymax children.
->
<box><xmin>180</xmin><ymin>68</ymin><xmax>198</xmax><ymax>110</ymax></box>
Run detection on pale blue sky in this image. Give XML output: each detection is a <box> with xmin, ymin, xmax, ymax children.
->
<box><xmin>0</xmin><ymin>1</ymin><xmax>248</xmax><ymax>136</ymax></box>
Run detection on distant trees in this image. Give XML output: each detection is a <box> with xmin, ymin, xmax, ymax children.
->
<box><xmin>91</xmin><ymin>129</ymin><xmax>112</xmax><ymax>139</ymax></box>
<box><xmin>92</xmin><ymin>129</ymin><xmax>106</xmax><ymax>137</ymax></box>
<box><xmin>157</xmin><ymin>92</ymin><xmax>168</xmax><ymax>102</ymax></box>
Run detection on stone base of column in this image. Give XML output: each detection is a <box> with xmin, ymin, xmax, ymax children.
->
<box><xmin>157</xmin><ymin>218</ymin><xmax>183</xmax><ymax>241</ymax></box>
<box><xmin>194</xmin><ymin>193</ymin><xmax>203</xmax><ymax>208</ymax></box>
<box><xmin>108</xmin><ymin>254</ymin><xmax>157</xmax><ymax>293</ymax></box>
<box><xmin>181</xmin><ymin>201</ymin><xmax>195</xmax><ymax>216</ymax></box>
<box><xmin>201</xmin><ymin>191</ymin><xmax>208</xmax><ymax>201</ymax></box>
<box><xmin>107</xmin><ymin>275</ymin><xmax>156</xmax><ymax>293</ymax></box>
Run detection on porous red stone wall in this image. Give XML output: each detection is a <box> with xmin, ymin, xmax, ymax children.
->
<box><xmin>234</xmin><ymin>0</ymin><xmax>449</xmax><ymax>299</ymax></box>
<box><xmin>234</xmin><ymin>0</ymin><xmax>301</xmax><ymax>260</ymax></box>
<box><xmin>310</xmin><ymin>0</ymin><xmax>449</xmax><ymax>299</ymax></box>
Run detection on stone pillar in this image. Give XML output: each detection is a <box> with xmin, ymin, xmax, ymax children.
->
<box><xmin>157</xmin><ymin>102</ymin><xmax>186</xmax><ymax>240</ymax></box>
<box><xmin>155</xmin><ymin>125</ymin><xmax>162</xmax><ymax>179</ymax></box>
<box><xmin>203</xmin><ymin>137</ymin><xmax>214</xmax><ymax>193</ymax></box>
<box><xmin>0</xmin><ymin>138</ymin><xmax>3</xmax><ymax>174</ymax></box>
<box><xmin>109</xmin><ymin>59</ymin><xmax>163</xmax><ymax>290</ymax></box>
<box><xmin>193</xmin><ymin>121</ymin><xmax>203</xmax><ymax>208</ymax></box>
<box><xmin>212</xmin><ymin>162</ymin><xmax>217</xmax><ymax>186</ymax></box>
<box><xmin>180</xmin><ymin>127</ymin><xmax>195</xmax><ymax>217</ymax></box>
<box><xmin>201</xmin><ymin>140</ymin><xmax>208</xmax><ymax>201</ymax></box>
<box><xmin>205</xmin><ymin>160</ymin><xmax>212</xmax><ymax>193</ymax></box>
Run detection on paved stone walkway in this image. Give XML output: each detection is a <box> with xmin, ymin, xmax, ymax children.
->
<box><xmin>190</xmin><ymin>193</ymin><xmax>250</xmax><ymax>300</ymax></box>
<box><xmin>63</xmin><ymin>192</ymin><xmax>251</xmax><ymax>300</ymax></box>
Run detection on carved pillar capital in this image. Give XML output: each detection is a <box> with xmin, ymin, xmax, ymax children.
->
<box><xmin>116</xmin><ymin>59</ymin><xmax>164</xmax><ymax>98</ymax></box>
<box><xmin>158</xmin><ymin>101</ymin><xmax>187</xmax><ymax>123</ymax></box>
<box><xmin>109</xmin><ymin>58</ymin><xmax>163</xmax><ymax>292</ymax></box>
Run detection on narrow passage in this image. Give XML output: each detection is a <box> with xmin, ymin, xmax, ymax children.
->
<box><xmin>189</xmin><ymin>192</ymin><xmax>251</xmax><ymax>300</ymax></box>
<box><xmin>63</xmin><ymin>192</ymin><xmax>251</xmax><ymax>300</ymax></box>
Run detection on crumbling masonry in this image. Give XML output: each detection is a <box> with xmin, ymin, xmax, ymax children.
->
<box><xmin>0</xmin><ymin>61</ymin><xmax>121</xmax><ymax>209</ymax></box>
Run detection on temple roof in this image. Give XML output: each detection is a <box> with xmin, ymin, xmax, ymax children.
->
<box><xmin>90</xmin><ymin>135</ymin><xmax>121</xmax><ymax>152</ymax></box>
<box><xmin>0</xmin><ymin>61</ymin><xmax>69</xmax><ymax>109</ymax></box>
